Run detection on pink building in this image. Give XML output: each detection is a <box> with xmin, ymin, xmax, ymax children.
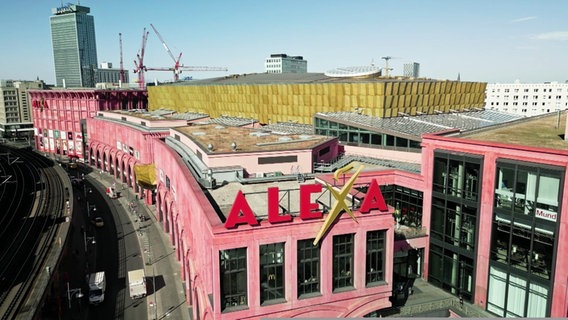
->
<box><xmin>28</xmin><ymin>89</ymin><xmax>147</xmax><ymax>160</ymax></box>
<box><xmin>420</xmin><ymin>111</ymin><xmax>568</xmax><ymax>318</ymax></box>
<box><xmin>86</xmin><ymin>110</ymin><xmax>420</xmax><ymax>318</ymax></box>
<box><xmin>42</xmin><ymin>87</ymin><xmax>568</xmax><ymax>317</ymax></box>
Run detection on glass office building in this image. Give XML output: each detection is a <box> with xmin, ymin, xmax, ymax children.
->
<box><xmin>50</xmin><ymin>4</ymin><xmax>98</xmax><ymax>88</ymax></box>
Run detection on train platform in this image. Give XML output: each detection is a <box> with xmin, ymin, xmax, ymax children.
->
<box><xmin>88</xmin><ymin>169</ymin><xmax>190</xmax><ymax>320</ymax></box>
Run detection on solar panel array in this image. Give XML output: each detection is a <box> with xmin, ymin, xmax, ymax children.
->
<box><xmin>317</xmin><ymin>110</ymin><xmax>524</xmax><ymax>137</ymax></box>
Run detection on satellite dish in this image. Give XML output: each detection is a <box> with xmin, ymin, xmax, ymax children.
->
<box><xmin>231</xmin><ymin>142</ymin><xmax>237</xmax><ymax>151</ymax></box>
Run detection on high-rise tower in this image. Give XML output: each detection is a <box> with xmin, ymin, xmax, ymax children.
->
<box><xmin>50</xmin><ymin>4</ymin><xmax>98</xmax><ymax>88</ymax></box>
<box><xmin>403</xmin><ymin>62</ymin><xmax>420</xmax><ymax>78</ymax></box>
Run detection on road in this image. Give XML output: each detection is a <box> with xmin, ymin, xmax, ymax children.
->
<box><xmin>57</xmin><ymin>167</ymin><xmax>148</xmax><ymax>320</ymax></box>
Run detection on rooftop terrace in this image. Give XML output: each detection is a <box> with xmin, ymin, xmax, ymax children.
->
<box><xmin>174</xmin><ymin>123</ymin><xmax>332</xmax><ymax>154</ymax></box>
<box><xmin>457</xmin><ymin>110</ymin><xmax>568</xmax><ymax>151</ymax></box>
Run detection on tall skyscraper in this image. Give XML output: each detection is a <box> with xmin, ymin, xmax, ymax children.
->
<box><xmin>403</xmin><ymin>62</ymin><xmax>420</xmax><ymax>78</ymax></box>
<box><xmin>50</xmin><ymin>4</ymin><xmax>98</xmax><ymax>88</ymax></box>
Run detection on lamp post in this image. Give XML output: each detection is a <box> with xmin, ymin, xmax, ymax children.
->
<box><xmin>84</xmin><ymin>233</ymin><xmax>96</xmax><ymax>253</ymax></box>
<box><xmin>67</xmin><ymin>281</ymin><xmax>83</xmax><ymax>309</ymax></box>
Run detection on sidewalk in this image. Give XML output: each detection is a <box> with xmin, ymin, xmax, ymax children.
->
<box><xmin>89</xmin><ymin>169</ymin><xmax>190</xmax><ymax>320</ymax></box>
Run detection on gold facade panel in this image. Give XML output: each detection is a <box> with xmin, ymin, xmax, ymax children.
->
<box><xmin>149</xmin><ymin>80</ymin><xmax>487</xmax><ymax>124</ymax></box>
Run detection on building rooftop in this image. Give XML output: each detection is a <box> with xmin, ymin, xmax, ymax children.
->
<box><xmin>260</xmin><ymin>122</ymin><xmax>314</xmax><ymax>135</ymax></box>
<box><xmin>168</xmin><ymin>72</ymin><xmax>468</xmax><ymax>86</ymax></box>
<box><xmin>316</xmin><ymin>109</ymin><xmax>525</xmax><ymax>138</ymax></box>
<box><xmin>174</xmin><ymin>123</ymin><xmax>333</xmax><ymax>154</ymax></box>
<box><xmin>456</xmin><ymin>110</ymin><xmax>568</xmax><ymax>151</ymax></box>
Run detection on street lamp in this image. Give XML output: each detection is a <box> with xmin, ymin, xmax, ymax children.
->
<box><xmin>67</xmin><ymin>281</ymin><xmax>84</xmax><ymax>309</ymax></box>
<box><xmin>84</xmin><ymin>233</ymin><xmax>96</xmax><ymax>253</ymax></box>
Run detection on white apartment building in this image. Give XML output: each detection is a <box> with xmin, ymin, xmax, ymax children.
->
<box><xmin>485</xmin><ymin>82</ymin><xmax>568</xmax><ymax>117</ymax></box>
<box><xmin>264</xmin><ymin>53</ymin><xmax>307</xmax><ymax>74</ymax></box>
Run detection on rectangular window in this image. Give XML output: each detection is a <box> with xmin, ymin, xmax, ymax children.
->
<box><xmin>220</xmin><ymin>248</ymin><xmax>247</xmax><ymax>311</ymax></box>
<box><xmin>258</xmin><ymin>155</ymin><xmax>298</xmax><ymax>164</ymax></box>
<box><xmin>366</xmin><ymin>230</ymin><xmax>385</xmax><ymax>285</ymax></box>
<box><xmin>297</xmin><ymin>239</ymin><xmax>320</xmax><ymax>297</ymax></box>
<box><xmin>318</xmin><ymin>146</ymin><xmax>330</xmax><ymax>157</ymax></box>
<box><xmin>333</xmin><ymin>234</ymin><xmax>354</xmax><ymax>291</ymax></box>
<box><xmin>259</xmin><ymin>243</ymin><xmax>285</xmax><ymax>304</ymax></box>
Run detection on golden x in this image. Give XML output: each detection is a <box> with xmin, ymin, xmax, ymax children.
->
<box><xmin>313</xmin><ymin>164</ymin><xmax>363</xmax><ymax>245</ymax></box>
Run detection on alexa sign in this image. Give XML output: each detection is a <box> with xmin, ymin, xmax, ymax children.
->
<box><xmin>224</xmin><ymin>164</ymin><xmax>389</xmax><ymax>243</ymax></box>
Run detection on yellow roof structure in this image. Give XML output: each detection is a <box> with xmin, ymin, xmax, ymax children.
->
<box><xmin>134</xmin><ymin>163</ymin><xmax>157</xmax><ymax>190</ymax></box>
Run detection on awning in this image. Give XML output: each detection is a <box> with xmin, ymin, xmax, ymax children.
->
<box><xmin>134</xmin><ymin>163</ymin><xmax>157</xmax><ymax>190</ymax></box>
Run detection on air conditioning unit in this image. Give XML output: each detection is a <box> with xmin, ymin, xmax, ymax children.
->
<box><xmin>255</xmin><ymin>172</ymin><xmax>265</xmax><ymax>178</ymax></box>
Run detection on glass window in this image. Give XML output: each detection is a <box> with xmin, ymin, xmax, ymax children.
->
<box><xmin>487</xmin><ymin>266</ymin><xmax>507</xmax><ymax>315</ymax></box>
<box><xmin>386</xmin><ymin>135</ymin><xmax>395</xmax><ymax>146</ymax></box>
<box><xmin>260</xmin><ymin>243</ymin><xmax>285</xmax><ymax>304</ymax></box>
<box><xmin>366</xmin><ymin>230</ymin><xmax>385</xmax><ymax>285</ymax></box>
<box><xmin>488</xmin><ymin>161</ymin><xmax>561</xmax><ymax>317</ymax></box>
<box><xmin>360</xmin><ymin>133</ymin><xmax>370</xmax><ymax>145</ymax></box>
<box><xmin>297</xmin><ymin>239</ymin><xmax>320</xmax><ymax>297</ymax></box>
<box><xmin>371</xmin><ymin>134</ymin><xmax>382</xmax><ymax>146</ymax></box>
<box><xmin>506</xmin><ymin>274</ymin><xmax>526</xmax><ymax>317</ymax></box>
<box><xmin>536</xmin><ymin>171</ymin><xmax>560</xmax><ymax>216</ymax></box>
<box><xmin>220</xmin><ymin>248</ymin><xmax>247</xmax><ymax>311</ymax></box>
<box><xmin>395</xmin><ymin>136</ymin><xmax>408</xmax><ymax>148</ymax></box>
<box><xmin>348</xmin><ymin>131</ymin><xmax>359</xmax><ymax>143</ymax></box>
<box><xmin>432</xmin><ymin>157</ymin><xmax>448</xmax><ymax>194</ymax></box>
<box><xmin>430</xmin><ymin>205</ymin><xmax>445</xmax><ymax>240</ymax></box>
<box><xmin>333</xmin><ymin>234</ymin><xmax>354</xmax><ymax>290</ymax></box>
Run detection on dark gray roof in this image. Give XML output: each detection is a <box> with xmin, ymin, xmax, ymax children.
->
<box><xmin>316</xmin><ymin>109</ymin><xmax>525</xmax><ymax>138</ymax></box>
<box><xmin>167</xmin><ymin>72</ymin><xmax>460</xmax><ymax>86</ymax></box>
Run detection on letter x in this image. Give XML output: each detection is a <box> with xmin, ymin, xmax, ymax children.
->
<box><xmin>313</xmin><ymin>165</ymin><xmax>363</xmax><ymax>245</ymax></box>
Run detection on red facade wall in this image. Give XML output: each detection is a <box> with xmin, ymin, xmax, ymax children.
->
<box><xmin>87</xmin><ymin>114</ymin><xmax>408</xmax><ymax>318</ymax></box>
<box><xmin>421</xmin><ymin>134</ymin><xmax>568</xmax><ymax>318</ymax></box>
<box><xmin>29</xmin><ymin>89</ymin><xmax>147</xmax><ymax>160</ymax></box>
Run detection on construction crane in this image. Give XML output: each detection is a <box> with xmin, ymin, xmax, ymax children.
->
<box><xmin>148</xmin><ymin>23</ymin><xmax>228</xmax><ymax>81</ymax></box>
<box><xmin>381</xmin><ymin>56</ymin><xmax>393</xmax><ymax>77</ymax></box>
<box><xmin>119</xmin><ymin>33</ymin><xmax>125</xmax><ymax>84</ymax></box>
<box><xmin>133</xmin><ymin>28</ymin><xmax>149</xmax><ymax>89</ymax></box>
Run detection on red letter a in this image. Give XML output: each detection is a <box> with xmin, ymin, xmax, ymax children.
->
<box><xmin>225</xmin><ymin>191</ymin><xmax>259</xmax><ymax>228</ymax></box>
<box><xmin>359</xmin><ymin>179</ymin><xmax>388</xmax><ymax>213</ymax></box>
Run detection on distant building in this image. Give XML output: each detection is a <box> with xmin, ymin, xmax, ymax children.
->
<box><xmin>95</xmin><ymin>62</ymin><xmax>129</xmax><ymax>87</ymax></box>
<box><xmin>265</xmin><ymin>54</ymin><xmax>307</xmax><ymax>74</ymax></box>
<box><xmin>50</xmin><ymin>4</ymin><xmax>98</xmax><ymax>88</ymax></box>
<box><xmin>485</xmin><ymin>82</ymin><xmax>568</xmax><ymax>117</ymax></box>
<box><xmin>403</xmin><ymin>62</ymin><xmax>420</xmax><ymax>78</ymax></box>
<box><xmin>28</xmin><ymin>88</ymin><xmax>148</xmax><ymax>160</ymax></box>
<box><xmin>0</xmin><ymin>80</ymin><xmax>45</xmax><ymax>138</ymax></box>
<box><xmin>147</xmin><ymin>73</ymin><xmax>487</xmax><ymax>124</ymax></box>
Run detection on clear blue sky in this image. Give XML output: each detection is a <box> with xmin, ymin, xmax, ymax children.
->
<box><xmin>1</xmin><ymin>0</ymin><xmax>567</xmax><ymax>84</ymax></box>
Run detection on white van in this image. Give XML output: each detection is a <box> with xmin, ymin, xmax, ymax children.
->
<box><xmin>88</xmin><ymin>271</ymin><xmax>106</xmax><ymax>305</ymax></box>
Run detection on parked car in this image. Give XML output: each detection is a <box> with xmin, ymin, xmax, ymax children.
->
<box><xmin>91</xmin><ymin>216</ymin><xmax>104</xmax><ymax>228</ymax></box>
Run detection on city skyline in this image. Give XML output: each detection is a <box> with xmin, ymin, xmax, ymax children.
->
<box><xmin>1</xmin><ymin>0</ymin><xmax>567</xmax><ymax>85</ymax></box>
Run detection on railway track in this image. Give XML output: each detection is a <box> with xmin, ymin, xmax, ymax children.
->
<box><xmin>0</xmin><ymin>146</ymin><xmax>67</xmax><ymax>319</ymax></box>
